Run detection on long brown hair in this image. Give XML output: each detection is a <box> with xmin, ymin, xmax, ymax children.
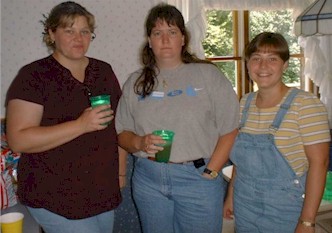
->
<box><xmin>134</xmin><ymin>3</ymin><xmax>212</xmax><ymax>98</ymax></box>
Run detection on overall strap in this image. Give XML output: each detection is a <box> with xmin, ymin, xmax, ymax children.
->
<box><xmin>270</xmin><ymin>88</ymin><xmax>301</xmax><ymax>132</ymax></box>
<box><xmin>239</xmin><ymin>92</ymin><xmax>255</xmax><ymax>129</ymax></box>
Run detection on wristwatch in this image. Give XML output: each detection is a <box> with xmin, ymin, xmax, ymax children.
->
<box><xmin>203</xmin><ymin>168</ymin><xmax>219</xmax><ymax>178</ymax></box>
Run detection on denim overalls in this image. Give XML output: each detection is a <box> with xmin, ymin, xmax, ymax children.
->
<box><xmin>230</xmin><ymin>88</ymin><xmax>306</xmax><ymax>233</ymax></box>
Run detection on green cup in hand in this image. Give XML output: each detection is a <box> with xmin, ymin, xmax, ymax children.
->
<box><xmin>152</xmin><ymin>130</ymin><xmax>175</xmax><ymax>163</ymax></box>
<box><xmin>89</xmin><ymin>94</ymin><xmax>111</xmax><ymax>125</ymax></box>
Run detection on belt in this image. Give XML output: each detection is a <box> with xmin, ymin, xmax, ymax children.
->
<box><xmin>147</xmin><ymin>157</ymin><xmax>206</xmax><ymax>168</ymax></box>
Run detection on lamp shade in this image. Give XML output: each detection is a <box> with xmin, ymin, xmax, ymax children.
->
<box><xmin>295</xmin><ymin>0</ymin><xmax>332</xmax><ymax>36</ymax></box>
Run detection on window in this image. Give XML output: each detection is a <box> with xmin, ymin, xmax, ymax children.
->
<box><xmin>202</xmin><ymin>10</ymin><xmax>312</xmax><ymax>98</ymax></box>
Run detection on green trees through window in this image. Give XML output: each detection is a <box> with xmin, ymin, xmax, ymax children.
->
<box><xmin>202</xmin><ymin>10</ymin><xmax>302</xmax><ymax>92</ymax></box>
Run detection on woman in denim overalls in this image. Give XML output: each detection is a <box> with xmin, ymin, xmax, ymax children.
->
<box><xmin>224</xmin><ymin>32</ymin><xmax>331</xmax><ymax>233</ymax></box>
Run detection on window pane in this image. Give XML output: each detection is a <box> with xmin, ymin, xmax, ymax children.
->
<box><xmin>213</xmin><ymin>61</ymin><xmax>236</xmax><ymax>88</ymax></box>
<box><xmin>284</xmin><ymin>57</ymin><xmax>301</xmax><ymax>87</ymax></box>
<box><xmin>203</xmin><ymin>10</ymin><xmax>233</xmax><ymax>57</ymax></box>
<box><xmin>249</xmin><ymin>10</ymin><xmax>300</xmax><ymax>54</ymax></box>
<box><xmin>203</xmin><ymin>9</ymin><xmax>303</xmax><ymax>95</ymax></box>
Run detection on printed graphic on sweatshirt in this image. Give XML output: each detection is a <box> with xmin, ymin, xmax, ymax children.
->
<box><xmin>138</xmin><ymin>85</ymin><xmax>203</xmax><ymax>101</ymax></box>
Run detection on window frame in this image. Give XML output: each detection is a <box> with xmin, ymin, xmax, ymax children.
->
<box><xmin>205</xmin><ymin>10</ymin><xmax>318</xmax><ymax>99</ymax></box>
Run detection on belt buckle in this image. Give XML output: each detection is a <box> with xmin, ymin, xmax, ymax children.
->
<box><xmin>193</xmin><ymin>158</ymin><xmax>205</xmax><ymax>168</ymax></box>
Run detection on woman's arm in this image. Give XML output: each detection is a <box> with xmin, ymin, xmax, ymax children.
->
<box><xmin>118</xmin><ymin>146</ymin><xmax>128</xmax><ymax>189</ymax></box>
<box><xmin>203</xmin><ymin>129</ymin><xmax>238</xmax><ymax>178</ymax></box>
<box><xmin>118</xmin><ymin>130</ymin><xmax>165</xmax><ymax>154</ymax></box>
<box><xmin>117</xmin><ymin>131</ymin><xmax>144</xmax><ymax>153</ymax></box>
<box><xmin>223</xmin><ymin>165</ymin><xmax>236</xmax><ymax>219</ymax></box>
<box><xmin>6</xmin><ymin>99</ymin><xmax>113</xmax><ymax>153</ymax></box>
<box><xmin>295</xmin><ymin>142</ymin><xmax>329</xmax><ymax>232</ymax></box>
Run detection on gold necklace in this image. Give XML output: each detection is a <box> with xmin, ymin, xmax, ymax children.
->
<box><xmin>159</xmin><ymin>62</ymin><xmax>183</xmax><ymax>90</ymax></box>
<box><xmin>162</xmin><ymin>79</ymin><xmax>168</xmax><ymax>89</ymax></box>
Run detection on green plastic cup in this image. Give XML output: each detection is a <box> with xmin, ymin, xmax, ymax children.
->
<box><xmin>152</xmin><ymin>130</ymin><xmax>175</xmax><ymax>163</ymax></box>
<box><xmin>89</xmin><ymin>94</ymin><xmax>111</xmax><ymax>125</ymax></box>
<box><xmin>323</xmin><ymin>171</ymin><xmax>332</xmax><ymax>201</ymax></box>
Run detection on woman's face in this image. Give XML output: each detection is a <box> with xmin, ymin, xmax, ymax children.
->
<box><xmin>247</xmin><ymin>51</ymin><xmax>288</xmax><ymax>90</ymax></box>
<box><xmin>148</xmin><ymin>19</ymin><xmax>184</xmax><ymax>67</ymax></box>
<box><xmin>49</xmin><ymin>16</ymin><xmax>92</xmax><ymax>61</ymax></box>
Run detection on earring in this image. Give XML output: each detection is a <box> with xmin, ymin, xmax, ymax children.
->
<box><xmin>91</xmin><ymin>33</ymin><xmax>96</xmax><ymax>41</ymax></box>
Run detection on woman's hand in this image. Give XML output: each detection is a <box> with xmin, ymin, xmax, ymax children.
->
<box><xmin>296</xmin><ymin>142</ymin><xmax>329</xmax><ymax>233</ymax></box>
<box><xmin>224</xmin><ymin>166</ymin><xmax>236</xmax><ymax>220</ymax></box>
<box><xmin>117</xmin><ymin>131</ymin><xmax>167</xmax><ymax>155</ymax></box>
<box><xmin>140</xmin><ymin>134</ymin><xmax>165</xmax><ymax>154</ymax></box>
<box><xmin>77</xmin><ymin>105</ymin><xmax>114</xmax><ymax>133</ymax></box>
<box><xmin>223</xmin><ymin>188</ymin><xmax>234</xmax><ymax>220</ymax></box>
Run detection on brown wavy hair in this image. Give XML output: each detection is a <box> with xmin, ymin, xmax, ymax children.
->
<box><xmin>134</xmin><ymin>3</ymin><xmax>212</xmax><ymax>97</ymax></box>
<box><xmin>41</xmin><ymin>1</ymin><xmax>96</xmax><ymax>51</ymax></box>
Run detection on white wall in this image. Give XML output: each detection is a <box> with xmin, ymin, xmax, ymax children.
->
<box><xmin>1</xmin><ymin>0</ymin><xmax>158</xmax><ymax>117</ymax></box>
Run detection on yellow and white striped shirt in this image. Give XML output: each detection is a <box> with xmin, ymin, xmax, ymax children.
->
<box><xmin>239</xmin><ymin>88</ymin><xmax>331</xmax><ymax>176</ymax></box>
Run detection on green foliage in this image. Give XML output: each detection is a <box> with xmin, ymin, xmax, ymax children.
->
<box><xmin>203</xmin><ymin>11</ymin><xmax>233</xmax><ymax>57</ymax></box>
<box><xmin>203</xmin><ymin>10</ymin><xmax>300</xmax><ymax>86</ymax></box>
<box><xmin>214</xmin><ymin>61</ymin><xmax>236</xmax><ymax>86</ymax></box>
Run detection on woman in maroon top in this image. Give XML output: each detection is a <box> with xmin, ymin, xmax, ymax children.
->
<box><xmin>5</xmin><ymin>2</ymin><xmax>126</xmax><ymax>233</ymax></box>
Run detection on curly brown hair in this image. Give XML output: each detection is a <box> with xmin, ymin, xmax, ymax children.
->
<box><xmin>41</xmin><ymin>1</ymin><xmax>96</xmax><ymax>51</ymax></box>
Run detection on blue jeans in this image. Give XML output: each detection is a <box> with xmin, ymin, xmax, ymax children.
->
<box><xmin>132</xmin><ymin>157</ymin><xmax>226</xmax><ymax>233</ymax></box>
<box><xmin>27</xmin><ymin>206</ymin><xmax>114</xmax><ymax>233</ymax></box>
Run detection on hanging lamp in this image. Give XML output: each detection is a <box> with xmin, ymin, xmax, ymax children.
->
<box><xmin>295</xmin><ymin>0</ymin><xmax>332</xmax><ymax>36</ymax></box>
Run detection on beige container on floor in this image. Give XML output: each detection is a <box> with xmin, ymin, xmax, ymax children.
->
<box><xmin>1</xmin><ymin>212</ymin><xmax>24</xmax><ymax>233</ymax></box>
